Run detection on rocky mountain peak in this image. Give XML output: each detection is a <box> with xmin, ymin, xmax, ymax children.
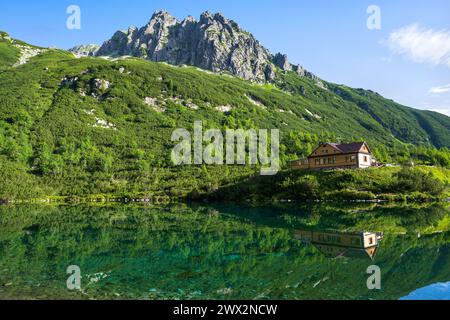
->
<box><xmin>68</xmin><ymin>44</ymin><xmax>100</xmax><ymax>57</ymax></box>
<box><xmin>128</xmin><ymin>25</ymin><xmax>138</xmax><ymax>33</ymax></box>
<box><xmin>150</xmin><ymin>10</ymin><xmax>176</xmax><ymax>22</ymax></box>
<box><xmin>273</xmin><ymin>53</ymin><xmax>291</xmax><ymax>71</ymax></box>
<box><xmin>88</xmin><ymin>10</ymin><xmax>319</xmax><ymax>83</ymax></box>
<box><xmin>199</xmin><ymin>11</ymin><xmax>214</xmax><ymax>24</ymax></box>
<box><xmin>213</xmin><ymin>12</ymin><xmax>228</xmax><ymax>24</ymax></box>
<box><xmin>182</xmin><ymin>15</ymin><xmax>197</xmax><ymax>24</ymax></box>
<box><xmin>143</xmin><ymin>10</ymin><xmax>177</xmax><ymax>35</ymax></box>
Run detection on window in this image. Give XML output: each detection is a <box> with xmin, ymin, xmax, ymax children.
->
<box><xmin>326</xmin><ymin>235</ymin><xmax>341</xmax><ymax>244</ymax></box>
<box><xmin>351</xmin><ymin>156</ymin><xmax>356</xmax><ymax>162</ymax></box>
<box><xmin>364</xmin><ymin>156</ymin><xmax>368</xmax><ymax>162</ymax></box>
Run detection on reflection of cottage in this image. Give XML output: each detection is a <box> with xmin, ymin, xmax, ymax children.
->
<box><xmin>294</xmin><ymin>230</ymin><xmax>383</xmax><ymax>260</ymax></box>
<box><xmin>291</xmin><ymin>142</ymin><xmax>376</xmax><ymax>170</ymax></box>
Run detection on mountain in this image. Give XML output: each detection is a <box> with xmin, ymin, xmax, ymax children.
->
<box><xmin>0</xmin><ymin>31</ymin><xmax>44</xmax><ymax>69</ymax></box>
<box><xmin>70</xmin><ymin>10</ymin><xmax>318</xmax><ymax>83</ymax></box>
<box><xmin>69</xmin><ymin>44</ymin><xmax>100</xmax><ymax>58</ymax></box>
<box><xmin>0</xmin><ymin>13</ymin><xmax>450</xmax><ymax>200</ymax></box>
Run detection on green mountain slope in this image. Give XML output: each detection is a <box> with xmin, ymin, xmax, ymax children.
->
<box><xmin>0</xmin><ymin>32</ymin><xmax>20</xmax><ymax>69</ymax></box>
<box><xmin>327</xmin><ymin>83</ymin><xmax>450</xmax><ymax>148</ymax></box>
<box><xmin>0</xmin><ymin>33</ymin><xmax>449</xmax><ymax>199</ymax></box>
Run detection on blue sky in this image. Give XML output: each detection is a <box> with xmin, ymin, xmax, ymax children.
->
<box><xmin>1</xmin><ymin>0</ymin><xmax>449</xmax><ymax>116</ymax></box>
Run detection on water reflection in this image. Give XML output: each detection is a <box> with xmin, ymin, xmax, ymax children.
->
<box><xmin>401</xmin><ymin>282</ymin><xmax>450</xmax><ymax>300</ymax></box>
<box><xmin>0</xmin><ymin>203</ymin><xmax>448</xmax><ymax>300</ymax></box>
<box><xmin>294</xmin><ymin>230</ymin><xmax>383</xmax><ymax>260</ymax></box>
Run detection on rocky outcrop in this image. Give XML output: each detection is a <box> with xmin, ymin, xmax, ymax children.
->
<box><xmin>273</xmin><ymin>53</ymin><xmax>291</xmax><ymax>71</ymax></box>
<box><xmin>68</xmin><ymin>44</ymin><xmax>100</xmax><ymax>57</ymax></box>
<box><xmin>95</xmin><ymin>11</ymin><xmax>274</xmax><ymax>82</ymax></box>
<box><xmin>294</xmin><ymin>64</ymin><xmax>317</xmax><ymax>80</ymax></box>
<box><xmin>1</xmin><ymin>31</ymin><xmax>45</xmax><ymax>67</ymax></box>
<box><xmin>13</xmin><ymin>45</ymin><xmax>45</xmax><ymax>67</ymax></box>
<box><xmin>92</xmin><ymin>78</ymin><xmax>111</xmax><ymax>91</ymax></box>
<box><xmin>87</xmin><ymin>10</ymin><xmax>319</xmax><ymax>83</ymax></box>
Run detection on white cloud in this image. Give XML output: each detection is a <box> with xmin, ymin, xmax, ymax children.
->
<box><xmin>425</xmin><ymin>106</ymin><xmax>450</xmax><ymax>117</ymax></box>
<box><xmin>387</xmin><ymin>24</ymin><xmax>450</xmax><ymax>68</ymax></box>
<box><xmin>429</xmin><ymin>84</ymin><xmax>450</xmax><ymax>94</ymax></box>
<box><xmin>431</xmin><ymin>109</ymin><xmax>450</xmax><ymax>117</ymax></box>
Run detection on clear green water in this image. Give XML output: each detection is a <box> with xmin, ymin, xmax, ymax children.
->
<box><xmin>0</xmin><ymin>203</ymin><xmax>449</xmax><ymax>300</ymax></box>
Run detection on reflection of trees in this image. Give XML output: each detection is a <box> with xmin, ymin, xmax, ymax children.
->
<box><xmin>310</xmin><ymin>203</ymin><xmax>448</xmax><ymax>233</ymax></box>
<box><xmin>0</xmin><ymin>204</ymin><xmax>449</xmax><ymax>300</ymax></box>
<box><xmin>202</xmin><ymin>202</ymin><xmax>449</xmax><ymax>234</ymax></box>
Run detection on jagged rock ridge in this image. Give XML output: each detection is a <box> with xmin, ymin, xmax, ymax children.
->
<box><xmin>69</xmin><ymin>44</ymin><xmax>100</xmax><ymax>58</ymax></box>
<box><xmin>74</xmin><ymin>10</ymin><xmax>318</xmax><ymax>82</ymax></box>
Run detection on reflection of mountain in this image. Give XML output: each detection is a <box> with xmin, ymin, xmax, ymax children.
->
<box><xmin>200</xmin><ymin>202</ymin><xmax>449</xmax><ymax>234</ymax></box>
<box><xmin>294</xmin><ymin>230</ymin><xmax>383</xmax><ymax>260</ymax></box>
<box><xmin>0</xmin><ymin>204</ymin><xmax>448</xmax><ymax>300</ymax></box>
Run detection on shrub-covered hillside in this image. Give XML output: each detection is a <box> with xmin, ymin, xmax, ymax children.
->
<box><xmin>205</xmin><ymin>166</ymin><xmax>450</xmax><ymax>202</ymax></box>
<box><xmin>0</xmin><ymin>33</ymin><xmax>450</xmax><ymax>200</ymax></box>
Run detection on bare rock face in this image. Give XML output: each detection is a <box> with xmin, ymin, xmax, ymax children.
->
<box><xmin>68</xmin><ymin>44</ymin><xmax>100</xmax><ymax>57</ymax></box>
<box><xmin>273</xmin><ymin>53</ymin><xmax>291</xmax><ymax>71</ymax></box>
<box><xmin>93</xmin><ymin>10</ymin><xmax>319</xmax><ymax>83</ymax></box>
<box><xmin>93</xmin><ymin>78</ymin><xmax>111</xmax><ymax>91</ymax></box>
<box><xmin>95</xmin><ymin>11</ymin><xmax>273</xmax><ymax>82</ymax></box>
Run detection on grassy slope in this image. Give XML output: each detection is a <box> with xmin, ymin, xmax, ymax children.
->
<box><xmin>0</xmin><ymin>32</ymin><xmax>20</xmax><ymax>69</ymax></box>
<box><xmin>332</xmin><ymin>84</ymin><xmax>450</xmax><ymax>148</ymax></box>
<box><xmin>204</xmin><ymin>166</ymin><xmax>450</xmax><ymax>202</ymax></box>
<box><xmin>278</xmin><ymin>72</ymin><xmax>450</xmax><ymax>148</ymax></box>
<box><xmin>0</xmin><ymin>34</ymin><xmax>449</xmax><ymax>200</ymax></box>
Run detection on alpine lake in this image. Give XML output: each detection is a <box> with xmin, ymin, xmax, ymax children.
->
<box><xmin>0</xmin><ymin>202</ymin><xmax>449</xmax><ymax>300</ymax></box>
